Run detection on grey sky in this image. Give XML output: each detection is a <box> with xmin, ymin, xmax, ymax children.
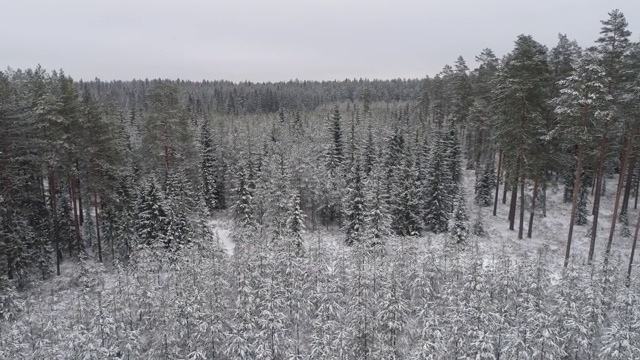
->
<box><xmin>2</xmin><ymin>0</ymin><xmax>639</xmax><ymax>82</ymax></box>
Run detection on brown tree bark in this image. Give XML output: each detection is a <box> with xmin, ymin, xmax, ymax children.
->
<box><xmin>94</xmin><ymin>188</ymin><xmax>102</xmax><ymax>263</ymax></box>
<box><xmin>635</xmin><ymin>172</ymin><xmax>640</xmax><ymax>210</ymax></box>
<box><xmin>588</xmin><ymin>134</ymin><xmax>609</xmax><ymax>263</ymax></box>
<box><xmin>70</xmin><ymin>176</ymin><xmax>81</xmax><ymax>256</ymax></box>
<box><xmin>48</xmin><ymin>164</ymin><xmax>61</xmax><ymax>276</ymax></box>
<box><xmin>620</xmin><ymin>150</ymin><xmax>636</xmax><ymax>220</ymax></box>
<box><xmin>493</xmin><ymin>151</ymin><xmax>502</xmax><ymax>217</ymax></box>
<box><xmin>502</xmin><ymin>172</ymin><xmax>509</xmax><ymax>205</ymax></box>
<box><xmin>509</xmin><ymin>160</ymin><xmax>520</xmax><ymax>231</ymax></box>
<box><xmin>605</xmin><ymin>136</ymin><xmax>632</xmax><ymax>263</ymax></box>
<box><xmin>565</xmin><ymin>146</ymin><xmax>585</xmax><ymax>267</ymax></box>
<box><xmin>527</xmin><ymin>176</ymin><xmax>540</xmax><ymax>239</ymax></box>
<box><xmin>4</xmin><ymin>211</ymin><xmax>13</xmax><ymax>280</ymax></box>
<box><xmin>627</xmin><ymin>210</ymin><xmax>640</xmax><ymax>286</ymax></box>
<box><xmin>518</xmin><ymin>173</ymin><xmax>526</xmax><ymax>239</ymax></box>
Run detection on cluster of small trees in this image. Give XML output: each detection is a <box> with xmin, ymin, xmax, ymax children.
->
<box><xmin>2</xmin><ymin>233</ymin><xmax>640</xmax><ymax>359</ymax></box>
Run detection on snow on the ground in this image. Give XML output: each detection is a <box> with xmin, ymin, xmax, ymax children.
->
<box><xmin>207</xmin><ymin>218</ymin><xmax>235</xmax><ymax>255</ymax></box>
<box><xmin>461</xmin><ymin>169</ymin><xmax>637</xmax><ymax>273</ymax></box>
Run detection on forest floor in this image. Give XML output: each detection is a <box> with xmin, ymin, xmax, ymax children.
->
<box><xmin>462</xmin><ymin>170</ymin><xmax>637</xmax><ymax>273</ymax></box>
<box><xmin>204</xmin><ymin>169</ymin><xmax>638</xmax><ymax>278</ymax></box>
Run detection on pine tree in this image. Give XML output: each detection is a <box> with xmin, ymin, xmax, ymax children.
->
<box><xmin>591</xmin><ymin>9</ymin><xmax>632</xmax><ymax>263</ymax></box>
<box><xmin>493</xmin><ymin>35</ymin><xmax>552</xmax><ymax>234</ymax></box>
<box><xmin>468</xmin><ymin>48</ymin><xmax>499</xmax><ymax>168</ymax></box>
<box><xmin>554</xmin><ymin>48</ymin><xmax>610</xmax><ymax>265</ymax></box>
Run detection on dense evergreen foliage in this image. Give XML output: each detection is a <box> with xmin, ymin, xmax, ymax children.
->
<box><xmin>1</xmin><ymin>9</ymin><xmax>640</xmax><ymax>359</ymax></box>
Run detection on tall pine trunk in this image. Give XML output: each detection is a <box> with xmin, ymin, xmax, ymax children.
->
<box><xmin>502</xmin><ymin>172</ymin><xmax>509</xmax><ymax>205</ymax></box>
<box><xmin>493</xmin><ymin>151</ymin><xmax>502</xmax><ymax>217</ymax></box>
<box><xmin>4</xmin><ymin>211</ymin><xmax>13</xmax><ymax>280</ymax></box>
<box><xmin>635</xmin><ymin>171</ymin><xmax>640</xmax><ymax>210</ymax></box>
<box><xmin>589</xmin><ymin>134</ymin><xmax>609</xmax><ymax>263</ymax></box>
<box><xmin>76</xmin><ymin>160</ymin><xmax>83</xmax><ymax>226</ymax></box>
<box><xmin>565</xmin><ymin>146</ymin><xmax>585</xmax><ymax>267</ymax></box>
<box><xmin>605</xmin><ymin>136</ymin><xmax>631</xmax><ymax>262</ymax></box>
<box><xmin>509</xmin><ymin>159</ymin><xmax>520</xmax><ymax>231</ymax></box>
<box><xmin>620</xmin><ymin>150</ymin><xmax>636</xmax><ymax>220</ymax></box>
<box><xmin>518</xmin><ymin>173</ymin><xmax>525</xmax><ymax>239</ymax></box>
<box><xmin>627</xmin><ymin>210</ymin><xmax>640</xmax><ymax>286</ymax></box>
<box><xmin>69</xmin><ymin>176</ymin><xmax>81</xmax><ymax>256</ymax></box>
<box><xmin>94</xmin><ymin>188</ymin><xmax>102</xmax><ymax>263</ymax></box>
<box><xmin>48</xmin><ymin>164</ymin><xmax>61</xmax><ymax>276</ymax></box>
<box><xmin>527</xmin><ymin>176</ymin><xmax>539</xmax><ymax>238</ymax></box>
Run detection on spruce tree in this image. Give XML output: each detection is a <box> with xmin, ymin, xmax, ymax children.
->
<box><xmin>326</xmin><ymin>105</ymin><xmax>344</xmax><ymax>172</ymax></box>
<box><xmin>344</xmin><ymin>162</ymin><xmax>367</xmax><ymax>245</ymax></box>
<box><xmin>423</xmin><ymin>134</ymin><xmax>452</xmax><ymax>234</ymax></box>
<box><xmin>450</xmin><ymin>194</ymin><xmax>470</xmax><ymax>245</ymax></box>
<box><xmin>200</xmin><ymin>122</ymin><xmax>217</xmax><ymax>214</ymax></box>
<box><xmin>475</xmin><ymin>155</ymin><xmax>495</xmax><ymax>207</ymax></box>
<box><xmin>135</xmin><ymin>182</ymin><xmax>168</xmax><ymax>247</ymax></box>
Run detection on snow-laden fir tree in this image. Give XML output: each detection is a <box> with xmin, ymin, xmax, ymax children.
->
<box><xmin>364</xmin><ymin>161</ymin><xmax>392</xmax><ymax>245</ymax></box>
<box><xmin>230</xmin><ymin>160</ymin><xmax>256</xmax><ymax>232</ymax></box>
<box><xmin>326</xmin><ymin>105</ymin><xmax>344</xmax><ymax>173</ymax></box>
<box><xmin>392</xmin><ymin>150</ymin><xmax>422</xmax><ymax>236</ymax></box>
<box><xmin>200</xmin><ymin>122</ymin><xmax>217</xmax><ymax>214</ymax></box>
<box><xmin>344</xmin><ymin>161</ymin><xmax>367</xmax><ymax>245</ymax></box>
<box><xmin>450</xmin><ymin>194</ymin><xmax>470</xmax><ymax>245</ymax></box>
<box><xmin>475</xmin><ymin>154</ymin><xmax>495</xmax><ymax>207</ymax></box>
<box><xmin>423</xmin><ymin>132</ymin><xmax>453</xmax><ymax>233</ymax></box>
<box><xmin>135</xmin><ymin>182</ymin><xmax>169</xmax><ymax>247</ymax></box>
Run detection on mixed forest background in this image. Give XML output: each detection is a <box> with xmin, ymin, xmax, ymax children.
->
<box><xmin>1</xmin><ymin>9</ymin><xmax>640</xmax><ymax>359</ymax></box>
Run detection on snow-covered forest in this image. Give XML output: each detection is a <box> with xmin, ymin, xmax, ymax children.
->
<box><xmin>2</xmin><ymin>9</ymin><xmax>640</xmax><ymax>359</ymax></box>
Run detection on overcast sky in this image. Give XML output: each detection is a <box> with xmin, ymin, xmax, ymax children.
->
<box><xmin>2</xmin><ymin>0</ymin><xmax>639</xmax><ymax>83</ymax></box>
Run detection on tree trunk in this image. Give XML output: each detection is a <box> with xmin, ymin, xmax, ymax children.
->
<box><xmin>627</xmin><ymin>210</ymin><xmax>640</xmax><ymax>286</ymax></box>
<box><xmin>588</xmin><ymin>134</ymin><xmax>609</xmax><ymax>263</ymax></box>
<box><xmin>509</xmin><ymin>160</ymin><xmax>520</xmax><ymax>231</ymax></box>
<box><xmin>605</xmin><ymin>136</ymin><xmax>632</xmax><ymax>262</ymax></box>
<box><xmin>620</xmin><ymin>150</ymin><xmax>636</xmax><ymax>220</ymax></box>
<box><xmin>541</xmin><ymin>182</ymin><xmax>547</xmax><ymax>217</ymax></box>
<box><xmin>48</xmin><ymin>165</ymin><xmax>61</xmax><ymax>276</ymax></box>
<box><xmin>502</xmin><ymin>171</ymin><xmax>509</xmax><ymax>205</ymax></box>
<box><xmin>565</xmin><ymin>146</ymin><xmax>584</xmax><ymax>267</ymax></box>
<box><xmin>76</xmin><ymin>164</ymin><xmax>84</xmax><ymax>226</ymax></box>
<box><xmin>70</xmin><ymin>177</ymin><xmax>82</xmax><ymax>256</ymax></box>
<box><xmin>527</xmin><ymin>176</ymin><xmax>540</xmax><ymax>239</ymax></box>
<box><xmin>493</xmin><ymin>151</ymin><xmax>502</xmax><ymax>217</ymax></box>
<box><xmin>94</xmin><ymin>188</ymin><xmax>102</xmax><ymax>263</ymax></box>
<box><xmin>4</xmin><ymin>211</ymin><xmax>13</xmax><ymax>280</ymax></box>
<box><xmin>518</xmin><ymin>173</ymin><xmax>525</xmax><ymax>240</ymax></box>
<box><xmin>635</xmin><ymin>170</ymin><xmax>640</xmax><ymax>210</ymax></box>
